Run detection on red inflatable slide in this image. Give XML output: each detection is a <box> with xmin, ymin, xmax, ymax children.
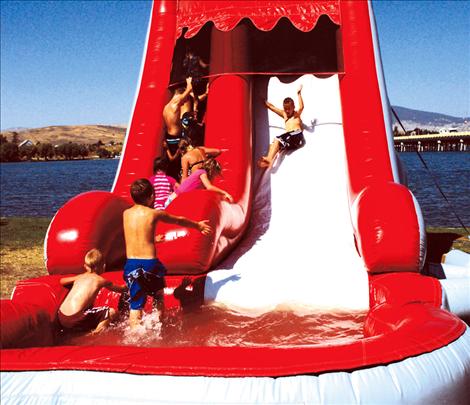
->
<box><xmin>1</xmin><ymin>1</ymin><xmax>469</xmax><ymax>403</ymax></box>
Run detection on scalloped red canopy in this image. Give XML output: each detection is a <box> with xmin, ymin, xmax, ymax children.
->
<box><xmin>176</xmin><ymin>0</ymin><xmax>341</xmax><ymax>38</ymax></box>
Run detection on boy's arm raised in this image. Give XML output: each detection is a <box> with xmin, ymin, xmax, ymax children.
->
<box><xmin>297</xmin><ymin>85</ymin><xmax>304</xmax><ymax>115</ymax></box>
<box><xmin>177</xmin><ymin>77</ymin><xmax>193</xmax><ymax>106</ymax></box>
<box><xmin>264</xmin><ymin>99</ymin><xmax>284</xmax><ymax>118</ymax></box>
<box><xmin>198</xmin><ymin>82</ymin><xmax>210</xmax><ymax>102</ymax></box>
<box><xmin>156</xmin><ymin>210</ymin><xmax>212</xmax><ymax>235</ymax></box>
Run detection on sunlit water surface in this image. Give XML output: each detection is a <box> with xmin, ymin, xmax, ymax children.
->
<box><xmin>1</xmin><ymin>153</ymin><xmax>469</xmax><ymax>226</ymax></box>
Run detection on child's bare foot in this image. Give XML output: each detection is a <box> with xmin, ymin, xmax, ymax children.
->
<box><xmin>257</xmin><ymin>156</ymin><xmax>272</xmax><ymax>169</ymax></box>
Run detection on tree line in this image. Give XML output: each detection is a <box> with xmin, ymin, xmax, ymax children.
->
<box><xmin>0</xmin><ymin>133</ymin><xmax>121</xmax><ymax>163</ymax></box>
<box><xmin>393</xmin><ymin>126</ymin><xmax>436</xmax><ymax>137</ymax></box>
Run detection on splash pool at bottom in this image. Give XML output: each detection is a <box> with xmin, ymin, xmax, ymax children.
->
<box><xmin>57</xmin><ymin>306</ymin><xmax>366</xmax><ymax>348</ymax></box>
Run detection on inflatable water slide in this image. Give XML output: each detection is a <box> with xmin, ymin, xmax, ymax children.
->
<box><xmin>1</xmin><ymin>1</ymin><xmax>470</xmax><ymax>403</ymax></box>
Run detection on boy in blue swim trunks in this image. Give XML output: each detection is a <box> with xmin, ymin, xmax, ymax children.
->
<box><xmin>258</xmin><ymin>85</ymin><xmax>305</xmax><ymax>169</ymax></box>
<box><xmin>123</xmin><ymin>178</ymin><xmax>212</xmax><ymax>328</ymax></box>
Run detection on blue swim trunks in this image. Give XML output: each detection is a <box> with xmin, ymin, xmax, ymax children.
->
<box><xmin>123</xmin><ymin>258</ymin><xmax>167</xmax><ymax>310</ymax></box>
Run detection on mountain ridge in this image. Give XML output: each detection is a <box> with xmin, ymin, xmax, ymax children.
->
<box><xmin>391</xmin><ymin>106</ymin><xmax>469</xmax><ymax>132</ymax></box>
<box><xmin>1</xmin><ymin>125</ymin><xmax>126</xmax><ymax>146</ymax></box>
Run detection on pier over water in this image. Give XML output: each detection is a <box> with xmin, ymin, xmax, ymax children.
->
<box><xmin>394</xmin><ymin>132</ymin><xmax>470</xmax><ymax>152</ymax></box>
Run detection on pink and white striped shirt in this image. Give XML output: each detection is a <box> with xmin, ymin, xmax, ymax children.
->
<box><xmin>149</xmin><ymin>172</ymin><xmax>177</xmax><ymax>210</ymax></box>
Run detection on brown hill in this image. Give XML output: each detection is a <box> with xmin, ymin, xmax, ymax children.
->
<box><xmin>1</xmin><ymin>125</ymin><xmax>126</xmax><ymax>146</ymax></box>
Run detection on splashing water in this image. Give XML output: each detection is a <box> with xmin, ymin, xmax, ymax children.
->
<box><xmin>58</xmin><ymin>305</ymin><xmax>366</xmax><ymax>348</ymax></box>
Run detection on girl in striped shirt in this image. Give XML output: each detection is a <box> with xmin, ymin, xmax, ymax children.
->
<box><xmin>148</xmin><ymin>157</ymin><xmax>179</xmax><ymax>210</ymax></box>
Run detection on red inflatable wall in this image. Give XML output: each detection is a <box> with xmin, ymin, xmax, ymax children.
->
<box><xmin>2</xmin><ymin>0</ymin><xmax>462</xmax><ymax>382</ymax></box>
<box><xmin>339</xmin><ymin>0</ymin><xmax>423</xmax><ymax>274</ymax></box>
<box><xmin>44</xmin><ymin>1</ymin><xmax>252</xmax><ymax>276</ymax></box>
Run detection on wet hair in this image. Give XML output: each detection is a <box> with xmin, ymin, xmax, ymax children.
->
<box><xmin>203</xmin><ymin>158</ymin><xmax>222</xmax><ymax>180</ymax></box>
<box><xmin>283</xmin><ymin>97</ymin><xmax>294</xmax><ymax>108</ymax></box>
<box><xmin>178</xmin><ymin>138</ymin><xmax>192</xmax><ymax>154</ymax></box>
<box><xmin>130</xmin><ymin>178</ymin><xmax>154</xmax><ymax>205</ymax></box>
<box><xmin>84</xmin><ymin>248</ymin><xmax>104</xmax><ymax>272</ymax></box>
<box><xmin>153</xmin><ymin>156</ymin><xmax>169</xmax><ymax>174</ymax></box>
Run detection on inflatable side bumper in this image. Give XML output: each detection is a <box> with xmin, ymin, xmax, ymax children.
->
<box><xmin>0</xmin><ymin>299</ymin><xmax>55</xmax><ymax>349</ymax></box>
<box><xmin>45</xmin><ymin>191</ymin><xmax>131</xmax><ymax>275</ymax></box>
<box><xmin>352</xmin><ymin>182</ymin><xmax>425</xmax><ymax>273</ymax></box>
<box><xmin>338</xmin><ymin>1</ymin><xmax>426</xmax><ymax>275</ymax></box>
<box><xmin>1</xmin><ymin>272</ymin><xmax>124</xmax><ymax>349</ymax></box>
<box><xmin>1</xmin><ymin>275</ymin><xmax>64</xmax><ymax>349</ymax></box>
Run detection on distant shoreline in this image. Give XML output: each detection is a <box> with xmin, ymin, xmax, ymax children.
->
<box><xmin>0</xmin><ymin>156</ymin><xmax>119</xmax><ymax>164</ymax></box>
<box><xmin>2</xmin><ymin>150</ymin><xmax>469</xmax><ymax>165</ymax></box>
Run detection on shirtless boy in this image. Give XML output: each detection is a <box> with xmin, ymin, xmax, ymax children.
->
<box><xmin>163</xmin><ymin>77</ymin><xmax>193</xmax><ymax>139</ymax></box>
<box><xmin>258</xmin><ymin>85</ymin><xmax>305</xmax><ymax>168</ymax></box>
<box><xmin>58</xmin><ymin>249</ymin><xmax>126</xmax><ymax>334</ymax></box>
<box><xmin>162</xmin><ymin>77</ymin><xmax>193</xmax><ymax>179</ymax></box>
<box><xmin>123</xmin><ymin>178</ymin><xmax>212</xmax><ymax>328</ymax></box>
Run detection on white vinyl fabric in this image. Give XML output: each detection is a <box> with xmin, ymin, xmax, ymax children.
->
<box><xmin>205</xmin><ymin>75</ymin><xmax>369</xmax><ymax>312</ymax></box>
<box><xmin>443</xmin><ymin>249</ymin><xmax>470</xmax><ymax>269</ymax></box>
<box><xmin>2</xmin><ymin>327</ymin><xmax>469</xmax><ymax>405</ymax></box>
<box><xmin>440</xmin><ymin>252</ymin><xmax>470</xmax><ymax>323</ymax></box>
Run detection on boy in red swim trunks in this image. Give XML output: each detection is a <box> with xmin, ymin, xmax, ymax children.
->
<box><xmin>123</xmin><ymin>178</ymin><xmax>212</xmax><ymax>329</ymax></box>
<box><xmin>58</xmin><ymin>249</ymin><xmax>127</xmax><ymax>334</ymax></box>
<box><xmin>258</xmin><ymin>85</ymin><xmax>305</xmax><ymax>169</ymax></box>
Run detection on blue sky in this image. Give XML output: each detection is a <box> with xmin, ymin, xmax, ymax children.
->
<box><xmin>1</xmin><ymin>0</ymin><xmax>469</xmax><ymax>130</ymax></box>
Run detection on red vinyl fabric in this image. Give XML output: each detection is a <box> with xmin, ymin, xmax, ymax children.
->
<box><xmin>339</xmin><ymin>1</ymin><xmax>423</xmax><ymax>274</ymax></box>
<box><xmin>1</xmin><ymin>0</ymin><xmax>465</xmax><ymax>383</ymax></box>
<box><xmin>45</xmin><ymin>191</ymin><xmax>131</xmax><ymax>275</ymax></box>
<box><xmin>0</xmin><ymin>300</ymin><xmax>55</xmax><ymax>349</ymax></box>
<box><xmin>354</xmin><ymin>182</ymin><xmax>422</xmax><ymax>273</ymax></box>
<box><xmin>0</xmin><ymin>272</ymin><xmax>466</xmax><ymax>375</ymax></box>
<box><xmin>45</xmin><ymin>1</ymin><xmax>253</xmax><ymax>276</ymax></box>
<box><xmin>176</xmin><ymin>0</ymin><xmax>340</xmax><ymax>38</ymax></box>
<box><xmin>112</xmin><ymin>1</ymin><xmax>177</xmax><ymax>199</ymax></box>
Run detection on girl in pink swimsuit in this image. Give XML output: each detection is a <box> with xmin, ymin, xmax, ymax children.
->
<box><xmin>165</xmin><ymin>158</ymin><xmax>233</xmax><ymax>207</ymax></box>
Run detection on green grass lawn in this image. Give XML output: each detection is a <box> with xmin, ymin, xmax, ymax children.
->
<box><xmin>0</xmin><ymin>217</ymin><xmax>468</xmax><ymax>299</ymax></box>
<box><xmin>0</xmin><ymin>217</ymin><xmax>51</xmax><ymax>298</ymax></box>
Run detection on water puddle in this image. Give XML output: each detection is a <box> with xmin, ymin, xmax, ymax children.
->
<box><xmin>58</xmin><ymin>305</ymin><xmax>366</xmax><ymax>348</ymax></box>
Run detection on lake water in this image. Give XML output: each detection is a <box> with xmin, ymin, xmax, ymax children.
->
<box><xmin>399</xmin><ymin>152</ymin><xmax>470</xmax><ymax>227</ymax></box>
<box><xmin>1</xmin><ymin>153</ymin><xmax>469</xmax><ymax>226</ymax></box>
<box><xmin>0</xmin><ymin>159</ymin><xmax>119</xmax><ymax>218</ymax></box>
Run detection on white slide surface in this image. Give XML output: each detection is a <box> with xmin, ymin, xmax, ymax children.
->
<box><xmin>205</xmin><ymin>75</ymin><xmax>369</xmax><ymax>312</ymax></box>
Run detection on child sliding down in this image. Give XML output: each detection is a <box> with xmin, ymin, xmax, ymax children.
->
<box><xmin>258</xmin><ymin>85</ymin><xmax>305</xmax><ymax>169</ymax></box>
